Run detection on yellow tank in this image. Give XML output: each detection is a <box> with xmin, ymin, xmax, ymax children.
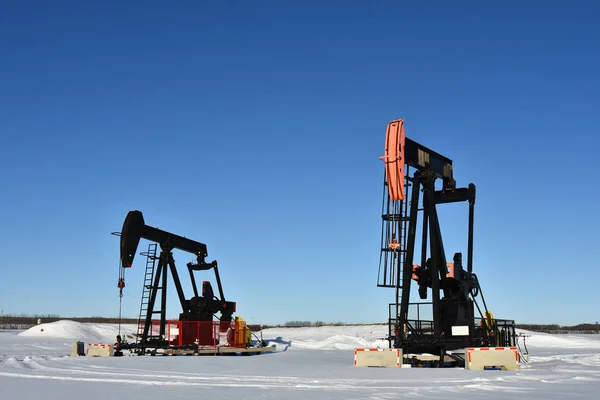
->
<box><xmin>234</xmin><ymin>316</ymin><xmax>248</xmax><ymax>347</ymax></box>
<box><xmin>483</xmin><ymin>311</ymin><xmax>495</xmax><ymax>330</ymax></box>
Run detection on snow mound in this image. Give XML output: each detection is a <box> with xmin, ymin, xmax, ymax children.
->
<box><xmin>519</xmin><ymin>330</ymin><xmax>600</xmax><ymax>349</ymax></box>
<box><xmin>261</xmin><ymin>326</ymin><xmax>600</xmax><ymax>351</ymax></box>
<box><xmin>262</xmin><ymin>325</ymin><xmax>388</xmax><ymax>350</ymax></box>
<box><xmin>18</xmin><ymin>320</ymin><xmax>137</xmax><ymax>343</ymax></box>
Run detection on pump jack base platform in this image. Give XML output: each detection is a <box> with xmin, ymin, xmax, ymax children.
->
<box><xmin>141</xmin><ymin>346</ymin><xmax>276</xmax><ymax>356</ymax></box>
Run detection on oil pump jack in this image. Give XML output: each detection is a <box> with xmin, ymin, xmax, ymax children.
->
<box><xmin>118</xmin><ymin>210</ymin><xmax>235</xmax><ymax>351</ymax></box>
<box><xmin>378</xmin><ymin>119</ymin><xmax>516</xmax><ymax>357</ymax></box>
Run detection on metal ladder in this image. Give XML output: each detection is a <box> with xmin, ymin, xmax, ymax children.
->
<box><xmin>378</xmin><ymin>167</ymin><xmax>412</xmax><ymax>348</ymax></box>
<box><xmin>377</xmin><ymin>166</ymin><xmax>411</xmax><ymax>290</ymax></box>
<box><xmin>136</xmin><ymin>243</ymin><xmax>158</xmax><ymax>344</ymax></box>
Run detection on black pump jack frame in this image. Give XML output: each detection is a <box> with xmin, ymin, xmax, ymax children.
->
<box><xmin>119</xmin><ymin>210</ymin><xmax>235</xmax><ymax>348</ymax></box>
<box><xmin>398</xmin><ymin>170</ymin><xmax>476</xmax><ymax>341</ymax></box>
<box><xmin>383</xmin><ymin>137</ymin><xmax>515</xmax><ymax>356</ymax></box>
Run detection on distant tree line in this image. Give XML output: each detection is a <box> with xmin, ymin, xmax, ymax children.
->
<box><xmin>2</xmin><ymin>314</ymin><xmax>598</xmax><ymax>334</ymax></box>
<box><xmin>255</xmin><ymin>321</ymin><xmax>600</xmax><ymax>332</ymax></box>
<box><xmin>261</xmin><ymin>321</ymin><xmax>386</xmax><ymax>329</ymax></box>
<box><xmin>0</xmin><ymin>313</ymin><xmax>139</xmax><ymax>329</ymax></box>
<box><xmin>0</xmin><ymin>315</ymin><xmax>381</xmax><ymax>331</ymax></box>
<box><xmin>282</xmin><ymin>320</ymin><xmax>360</xmax><ymax>327</ymax></box>
<box><xmin>516</xmin><ymin>322</ymin><xmax>600</xmax><ymax>334</ymax></box>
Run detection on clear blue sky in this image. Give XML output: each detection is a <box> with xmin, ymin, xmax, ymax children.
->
<box><xmin>1</xmin><ymin>1</ymin><xmax>598</xmax><ymax>326</ymax></box>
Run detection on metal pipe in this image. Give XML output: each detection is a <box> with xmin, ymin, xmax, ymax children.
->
<box><xmin>160</xmin><ymin>254</ymin><xmax>168</xmax><ymax>339</ymax></box>
<box><xmin>398</xmin><ymin>174</ymin><xmax>422</xmax><ymax>335</ymax></box>
<box><xmin>467</xmin><ymin>184</ymin><xmax>476</xmax><ymax>274</ymax></box>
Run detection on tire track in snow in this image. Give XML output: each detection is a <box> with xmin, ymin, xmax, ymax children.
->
<box><xmin>0</xmin><ymin>371</ymin><xmax>439</xmax><ymax>391</ymax></box>
<box><xmin>0</xmin><ymin>369</ymin><xmax>536</xmax><ymax>395</ymax></box>
<box><xmin>0</xmin><ymin>356</ymin><xmax>540</xmax><ymax>393</ymax></box>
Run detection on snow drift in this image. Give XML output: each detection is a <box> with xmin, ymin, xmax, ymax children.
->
<box><xmin>1</xmin><ymin>321</ymin><xmax>599</xmax><ymax>399</ymax></box>
<box><xmin>18</xmin><ymin>320</ymin><xmax>137</xmax><ymax>343</ymax></box>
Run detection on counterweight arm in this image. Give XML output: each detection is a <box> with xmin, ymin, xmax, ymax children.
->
<box><xmin>120</xmin><ymin>210</ymin><xmax>211</xmax><ymax>269</ymax></box>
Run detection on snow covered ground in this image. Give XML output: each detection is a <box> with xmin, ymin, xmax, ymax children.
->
<box><xmin>1</xmin><ymin>321</ymin><xmax>599</xmax><ymax>399</ymax></box>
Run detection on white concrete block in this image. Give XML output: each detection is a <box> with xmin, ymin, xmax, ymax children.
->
<box><xmin>86</xmin><ymin>343</ymin><xmax>114</xmax><ymax>357</ymax></box>
<box><xmin>354</xmin><ymin>348</ymin><xmax>402</xmax><ymax>368</ymax></box>
<box><xmin>465</xmin><ymin>347</ymin><xmax>520</xmax><ymax>371</ymax></box>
